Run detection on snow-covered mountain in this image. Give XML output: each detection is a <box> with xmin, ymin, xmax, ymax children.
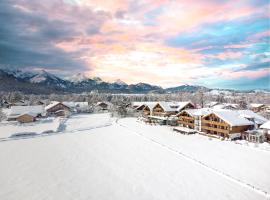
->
<box><xmin>113</xmin><ymin>79</ymin><xmax>127</xmax><ymax>86</ymax></box>
<box><xmin>68</xmin><ymin>73</ymin><xmax>90</xmax><ymax>83</ymax></box>
<box><xmin>1</xmin><ymin>68</ymin><xmax>265</xmax><ymax>94</ymax></box>
<box><xmin>2</xmin><ymin>68</ymin><xmax>36</xmax><ymax>80</ymax></box>
<box><xmin>166</xmin><ymin>84</ymin><xmax>209</xmax><ymax>92</ymax></box>
<box><xmin>0</xmin><ymin>68</ymin><xmax>163</xmax><ymax>94</ymax></box>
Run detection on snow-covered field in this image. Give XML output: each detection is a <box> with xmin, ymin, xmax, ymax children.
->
<box><xmin>0</xmin><ymin>113</ymin><xmax>269</xmax><ymax>200</ymax></box>
<box><xmin>0</xmin><ymin>118</ymin><xmax>61</xmax><ymax>138</ymax></box>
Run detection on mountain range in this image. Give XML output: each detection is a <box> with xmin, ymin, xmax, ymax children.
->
<box><xmin>0</xmin><ymin>68</ymin><xmax>169</xmax><ymax>94</ymax></box>
<box><xmin>1</xmin><ymin>68</ymin><xmax>266</xmax><ymax>94</ymax></box>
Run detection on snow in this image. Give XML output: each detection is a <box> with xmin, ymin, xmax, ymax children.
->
<box><xmin>64</xmin><ymin>113</ymin><xmax>113</xmax><ymax>132</ymax></box>
<box><xmin>261</xmin><ymin>121</ymin><xmax>270</xmax><ymax>129</ymax></box>
<box><xmin>0</xmin><ymin>113</ymin><xmax>269</xmax><ymax>200</ymax></box>
<box><xmin>45</xmin><ymin>101</ymin><xmax>62</xmax><ymax>111</ymax></box>
<box><xmin>207</xmin><ymin>110</ymin><xmax>254</xmax><ymax>126</ymax></box>
<box><xmin>68</xmin><ymin>73</ymin><xmax>90</xmax><ymax>83</ymax></box>
<box><xmin>0</xmin><ymin>118</ymin><xmax>61</xmax><ymax>138</ymax></box>
<box><xmin>9</xmin><ymin>106</ymin><xmax>45</xmax><ymax>117</ymax></box>
<box><xmin>114</xmin><ymin>79</ymin><xmax>127</xmax><ymax>85</ymax></box>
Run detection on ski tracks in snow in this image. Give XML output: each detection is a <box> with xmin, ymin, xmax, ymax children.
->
<box><xmin>116</xmin><ymin>119</ymin><xmax>270</xmax><ymax>200</ymax></box>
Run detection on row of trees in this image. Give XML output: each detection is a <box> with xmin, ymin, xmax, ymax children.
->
<box><xmin>1</xmin><ymin>90</ymin><xmax>270</xmax><ymax>106</ymax></box>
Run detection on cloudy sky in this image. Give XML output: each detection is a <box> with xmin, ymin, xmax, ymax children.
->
<box><xmin>0</xmin><ymin>0</ymin><xmax>269</xmax><ymax>89</ymax></box>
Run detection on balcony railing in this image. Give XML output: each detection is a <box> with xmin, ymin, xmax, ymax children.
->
<box><xmin>202</xmin><ymin>120</ymin><xmax>229</xmax><ymax>127</ymax></box>
<box><xmin>178</xmin><ymin>121</ymin><xmax>194</xmax><ymax>127</ymax></box>
<box><xmin>179</xmin><ymin>116</ymin><xmax>194</xmax><ymax>120</ymax></box>
<box><xmin>201</xmin><ymin>126</ymin><xmax>229</xmax><ymax>134</ymax></box>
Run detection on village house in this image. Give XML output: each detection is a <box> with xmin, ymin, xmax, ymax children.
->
<box><xmin>95</xmin><ymin>102</ymin><xmax>112</xmax><ymax>111</ymax></box>
<box><xmin>201</xmin><ymin>110</ymin><xmax>256</xmax><ymax>139</ymax></box>
<box><xmin>176</xmin><ymin>108</ymin><xmax>211</xmax><ymax>131</ymax></box>
<box><xmin>176</xmin><ymin>110</ymin><xmax>195</xmax><ymax>129</ymax></box>
<box><xmin>63</xmin><ymin>102</ymin><xmax>89</xmax><ymax>113</ymax></box>
<box><xmin>249</xmin><ymin>103</ymin><xmax>266</xmax><ymax>113</ymax></box>
<box><xmin>142</xmin><ymin>102</ymin><xmax>158</xmax><ymax>116</ymax></box>
<box><xmin>17</xmin><ymin>113</ymin><xmax>36</xmax><ymax>123</ymax></box>
<box><xmin>7</xmin><ymin>105</ymin><xmax>45</xmax><ymax>122</ymax></box>
<box><xmin>45</xmin><ymin>101</ymin><xmax>71</xmax><ymax>117</ymax></box>
<box><xmin>151</xmin><ymin>101</ymin><xmax>195</xmax><ymax>117</ymax></box>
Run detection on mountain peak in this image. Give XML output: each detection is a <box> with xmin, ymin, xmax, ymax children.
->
<box><xmin>92</xmin><ymin>77</ymin><xmax>103</xmax><ymax>83</ymax></box>
<box><xmin>69</xmin><ymin>73</ymin><xmax>90</xmax><ymax>83</ymax></box>
<box><xmin>114</xmin><ymin>79</ymin><xmax>127</xmax><ymax>85</ymax></box>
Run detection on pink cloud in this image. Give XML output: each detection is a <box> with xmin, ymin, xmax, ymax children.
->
<box><xmin>217</xmin><ymin>68</ymin><xmax>270</xmax><ymax>80</ymax></box>
<box><xmin>210</xmin><ymin>51</ymin><xmax>243</xmax><ymax>60</ymax></box>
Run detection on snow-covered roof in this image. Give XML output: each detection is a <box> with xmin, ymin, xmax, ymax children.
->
<box><xmin>175</xmin><ymin>101</ymin><xmax>194</xmax><ymax>111</ymax></box>
<box><xmin>144</xmin><ymin>102</ymin><xmax>158</xmax><ymax>110</ymax></box>
<box><xmin>132</xmin><ymin>101</ymin><xmax>158</xmax><ymax>107</ymax></box>
<box><xmin>96</xmin><ymin>102</ymin><xmax>112</xmax><ymax>106</ymax></box>
<box><xmin>205</xmin><ymin>101</ymin><xmax>219</xmax><ymax>107</ymax></box>
<box><xmin>250</xmin><ymin>103</ymin><xmax>265</xmax><ymax>108</ymax></box>
<box><xmin>178</xmin><ymin>108</ymin><xmax>212</xmax><ymax>117</ymax></box>
<box><xmin>237</xmin><ymin>110</ymin><xmax>267</xmax><ymax>125</ymax></box>
<box><xmin>154</xmin><ymin>101</ymin><xmax>194</xmax><ymax>112</ymax></box>
<box><xmin>9</xmin><ymin>106</ymin><xmax>44</xmax><ymax>117</ymax></box>
<box><xmin>63</xmin><ymin>102</ymin><xmax>88</xmax><ymax>108</ymax></box>
<box><xmin>204</xmin><ymin>110</ymin><xmax>254</xmax><ymax>126</ymax></box>
<box><xmin>157</xmin><ymin>102</ymin><xmax>177</xmax><ymax>112</ymax></box>
<box><xmin>260</xmin><ymin>121</ymin><xmax>270</xmax><ymax>129</ymax></box>
<box><xmin>212</xmin><ymin>103</ymin><xmax>238</xmax><ymax>110</ymax></box>
<box><xmin>45</xmin><ymin>101</ymin><xmax>61</xmax><ymax>111</ymax></box>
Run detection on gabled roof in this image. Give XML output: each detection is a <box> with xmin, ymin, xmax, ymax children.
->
<box><xmin>143</xmin><ymin>102</ymin><xmax>157</xmax><ymax>110</ymax></box>
<box><xmin>177</xmin><ymin>108</ymin><xmax>211</xmax><ymax>117</ymax></box>
<box><xmin>9</xmin><ymin>106</ymin><xmax>44</xmax><ymax>117</ymax></box>
<box><xmin>203</xmin><ymin>110</ymin><xmax>254</xmax><ymax>126</ymax></box>
<box><xmin>260</xmin><ymin>121</ymin><xmax>270</xmax><ymax>129</ymax></box>
<box><xmin>63</xmin><ymin>102</ymin><xmax>88</xmax><ymax>108</ymax></box>
<box><xmin>96</xmin><ymin>102</ymin><xmax>112</xmax><ymax>106</ymax></box>
<box><xmin>237</xmin><ymin>110</ymin><xmax>267</xmax><ymax>125</ymax></box>
<box><xmin>45</xmin><ymin>101</ymin><xmax>61</xmax><ymax>111</ymax></box>
<box><xmin>157</xmin><ymin>102</ymin><xmax>177</xmax><ymax>112</ymax></box>
<box><xmin>250</xmin><ymin>103</ymin><xmax>265</xmax><ymax>108</ymax></box>
<box><xmin>175</xmin><ymin>101</ymin><xmax>195</xmax><ymax>111</ymax></box>
<box><xmin>154</xmin><ymin>101</ymin><xmax>194</xmax><ymax>112</ymax></box>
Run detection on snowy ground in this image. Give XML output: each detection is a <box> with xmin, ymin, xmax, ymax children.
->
<box><xmin>0</xmin><ymin>113</ymin><xmax>269</xmax><ymax>200</ymax></box>
<box><xmin>0</xmin><ymin>118</ymin><xmax>61</xmax><ymax>138</ymax></box>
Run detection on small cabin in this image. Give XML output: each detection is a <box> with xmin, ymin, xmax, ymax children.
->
<box><xmin>17</xmin><ymin>113</ymin><xmax>36</xmax><ymax>123</ymax></box>
<box><xmin>96</xmin><ymin>102</ymin><xmax>111</xmax><ymax>111</ymax></box>
<box><xmin>7</xmin><ymin>105</ymin><xmax>45</xmax><ymax>121</ymax></box>
<box><xmin>45</xmin><ymin>102</ymin><xmax>71</xmax><ymax>116</ymax></box>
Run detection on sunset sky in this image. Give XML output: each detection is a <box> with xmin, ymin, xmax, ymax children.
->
<box><xmin>0</xmin><ymin>0</ymin><xmax>269</xmax><ymax>89</ymax></box>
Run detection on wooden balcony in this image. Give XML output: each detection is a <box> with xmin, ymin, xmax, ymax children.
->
<box><xmin>179</xmin><ymin>116</ymin><xmax>194</xmax><ymax>121</ymax></box>
<box><xmin>178</xmin><ymin>121</ymin><xmax>194</xmax><ymax>127</ymax></box>
<box><xmin>202</xmin><ymin>120</ymin><xmax>229</xmax><ymax>127</ymax></box>
<box><xmin>152</xmin><ymin>111</ymin><xmax>165</xmax><ymax>116</ymax></box>
<box><xmin>201</xmin><ymin>126</ymin><xmax>229</xmax><ymax>134</ymax></box>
